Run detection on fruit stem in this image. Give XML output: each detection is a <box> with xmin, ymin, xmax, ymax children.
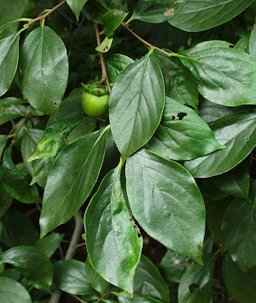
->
<box><xmin>94</xmin><ymin>23</ymin><xmax>112</xmax><ymax>93</ymax></box>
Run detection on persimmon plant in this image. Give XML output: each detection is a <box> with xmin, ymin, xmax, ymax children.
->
<box><xmin>0</xmin><ymin>0</ymin><xmax>256</xmax><ymax>303</ymax></box>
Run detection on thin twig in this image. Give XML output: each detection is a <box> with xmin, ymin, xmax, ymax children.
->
<box><xmin>25</xmin><ymin>0</ymin><xmax>66</xmax><ymax>27</ymax></box>
<box><xmin>94</xmin><ymin>23</ymin><xmax>111</xmax><ymax>93</ymax></box>
<box><xmin>49</xmin><ymin>212</ymin><xmax>83</xmax><ymax>303</ymax></box>
<box><xmin>122</xmin><ymin>22</ymin><xmax>173</xmax><ymax>57</ymax></box>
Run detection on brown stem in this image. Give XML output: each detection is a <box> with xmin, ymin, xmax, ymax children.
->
<box><xmin>25</xmin><ymin>0</ymin><xmax>66</xmax><ymax>27</ymax></box>
<box><xmin>94</xmin><ymin>23</ymin><xmax>111</xmax><ymax>93</ymax></box>
<box><xmin>122</xmin><ymin>22</ymin><xmax>173</xmax><ymax>57</ymax></box>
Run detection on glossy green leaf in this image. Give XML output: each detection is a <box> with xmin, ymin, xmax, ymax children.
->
<box><xmin>250</xmin><ymin>25</ymin><xmax>256</xmax><ymax>60</ymax></box>
<box><xmin>110</xmin><ymin>54</ymin><xmax>165</xmax><ymax>159</ymax></box>
<box><xmin>85</xmin><ymin>258</ymin><xmax>109</xmax><ymax>294</ymax></box>
<box><xmin>126</xmin><ymin>149</ymin><xmax>205</xmax><ymax>258</ymax></box>
<box><xmin>21</xmin><ymin>127</ymin><xmax>52</xmax><ymax>187</ymax></box>
<box><xmin>0</xmin><ymin>277</ymin><xmax>32</xmax><ymax>303</ymax></box>
<box><xmin>0</xmin><ymin>135</ymin><xmax>8</xmax><ymax>158</ymax></box>
<box><xmin>85</xmin><ymin>168</ymin><xmax>143</xmax><ymax>293</ymax></box>
<box><xmin>132</xmin><ymin>0</ymin><xmax>179</xmax><ymax>23</ymax></box>
<box><xmin>107</xmin><ymin>54</ymin><xmax>134</xmax><ymax>83</ymax></box>
<box><xmin>0</xmin><ymin>0</ymin><xmax>29</xmax><ymax>28</ymax></box>
<box><xmin>0</xmin><ymin>98</ymin><xmax>25</xmax><ymax>125</ymax></box>
<box><xmin>54</xmin><ymin>260</ymin><xmax>95</xmax><ymax>296</ymax></box>
<box><xmin>20</xmin><ymin>26</ymin><xmax>68</xmax><ymax>115</ymax></box>
<box><xmin>36</xmin><ymin>233</ymin><xmax>63</xmax><ymax>258</ymax></box>
<box><xmin>66</xmin><ymin>0</ymin><xmax>88</xmax><ymax>21</ymax></box>
<box><xmin>66</xmin><ymin>117</ymin><xmax>96</xmax><ymax>143</ymax></box>
<box><xmin>160</xmin><ymin>250</ymin><xmax>191</xmax><ymax>283</ymax></box>
<box><xmin>28</xmin><ymin>119</ymin><xmax>79</xmax><ymax>162</ymax></box>
<box><xmin>40</xmin><ymin>128</ymin><xmax>109</xmax><ymax>236</ymax></box>
<box><xmin>101</xmin><ymin>9</ymin><xmax>128</xmax><ymax>37</ymax></box>
<box><xmin>181</xmin><ymin>41</ymin><xmax>256</xmax><ymax>106</ymax></box>
<box><xmin>0</xmin><ymin>33</ymin><xmax>19</xmax><ymax>96</ymax></box>
<box><xmin>168</xmin><ymin>0</ymin><xmax>254</xmax><ymax>32</ymax></box>
<box><xmin>147</xmin><ymin>98</ymin><xmax>224</xmax><ymax>161</ymax></box>
<box><xmin>0</xmin><ymin>148</ymin><xmax>40</xmax><ymax>204</ymax></box>
<box><xmin>221</xmin><ymin>182</ymin><xmax>256</xmax><ymax>270</ymax></box>
<box><xmin>178</xmin><ymin>255</ymin><xmax>215</xmax><ymax>303</ymax></box>
<box><xmin>165</xmin><ymin>58</ymin><xmax>198</xmax><ymax>109</ymax></box>
<box><xmin>184</xmin><ymin>111</ymin><xmax>256</xmax><ymax>178</ymax></box>
<box><xmin>211</xmin><ymin>160</ymin><xmax>250</xmax><ymax>199</ymax></box>
<box><xmin>223</xmin><ymin>254</ymin><xmax>256</xmax><ymax>303</ymax></box>
<box><xmin>118</xmin><ymin>293</ymin><xmax>161</xmax><ymax>303</ymax></box>
<box><xmin>134</xmin><ymin>255</ymin><xmax>169</xmax><ymax>302</ymax></box>
<box><xmin>1</xmin><ymin>246</ymin><xmax>53</xmax><ymax>290</ymax></box>
<box><xmin>0</xmin><ymin>209</ymin><xmax>38</xmax><ymax>247</ymax></box>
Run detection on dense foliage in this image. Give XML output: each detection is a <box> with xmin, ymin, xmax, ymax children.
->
<box><xmin>0</xmin><ymin>0</ymin><xmax>256</xmax><ymax>302</ymax></box>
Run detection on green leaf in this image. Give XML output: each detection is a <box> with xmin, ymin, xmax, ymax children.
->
<box><xmin>0</xmin><ymin>98</ymin><xmax>25</xmax><ymax>125</ymax></box>
<box><xmin>0</xmin><ymin>147</ymin><xmax>40</xmax><ymax>204</ymax></box>
<box><xmin>40</xmin><ymin>128</ymin><xmax>109</xmax><ymax>236</ymax></box>
<box><xmin>118</xmin><ymin>293</ymin><xmax>162</xmax><ymax>303</ymax></box>
<box><xmin>54</xmin><ymin>260</ymin><xmax>95</xmax><ymax>296</ymax></box>
<box><xmin>20</xmin><ymin>26</ymin><xmax>68</xmax><ymax>115</ymax></box>
<box><xmin>147</xmin><ymin>98</ymin><xmax>224</xmax><ymax>161</ymax></box>
<box><xmin>168</xmin><ymin>0</ymin><xmax>254</xmax><ymax>32</ymax></box>
<box><xmin>85</xmin><ymin>168</ymin><xmax>143</xmax><ymax>293</ymax></box>
<box><xmin>164</xmin><ymin>58</ymin><xmax>198</xmax><ymax>109</ymax></box>
<box><xmin>211</xmin><ymin>160</ymin><xmax>250</xmax><ymax>199</ymax></box>
<box><xmin>0</xmin><ymin>0</ymin><xmax>29</xmax><ymax>28</ymax></box>
<box><xmin>101</xmin><ymin>9</ymin><xmax>128</xmax><ymax>37</ymax></box>
<box><xmin>109</xmin><ymin>54</ymin><xmax>165</xmax><ymax>159</ymax></box>
<box><xmin>160</xmin><ymin>250</ymin><xmax>191</xmax><ymax>283</ymax></box>
<box><xmin>36</xmin><ymin>233</ymin><xmax>64</xmax><ymax>258</ymax></box>
<box><xmin>107</xmin><ymin>54</ymin><xmax>134</xmax><ymax>83</ymax></box>
<box><xmin>126</xmin><ymin>149</ymin><xmax>205</xmax><ymax>259</ymax></box>
<box><xmin>0</xmin><ymin>209</ymin><xmax>38</xmax><ymax>247</ymax></box>
<box><xmin>134</xmin><ymin>255</ymin><xmax>169</xmax><ymax>302</ymax></box>
<box><xmin>223</xmin><ymin>254</ymin><xmax>256</xmax><ymax>303</ymax></box>
<box><xmin>0</xmin><ymin>185</ymin><xmax>12</xmax><ymax>219</ymax></box>
<box><xmin>66</xmin><ymin>0</ymin><xmax>88</xmax><ymax>21</ymax></box>
<box><xmin>132</xmin><ymin>0</ymin><xmax>179</xmax><ymax>23</ymax></box>
<box><xmin>0</xmin><ymin>135</ymin><xmax>8</xmax><ymax>159</ymax></box>
<box><xmin>95</xmin><ymin>36</ymin><xmax>113</xmax><ymax>53</ymax></box>
<box><xmin>28</xmin><ymin>119</ymin><xmax>80</xmax><ymax>162</ymax></box>
<box><xmin>85</xmin><ymin>258</ymin><xmax>109</xmax><ymax>294</ymax></box>
<box><xmin>178</xmin><ymin>255</ymin><xmax>215</xmax><ymax>303</ymax></box>
<box><xmin>0</xmin><ymin>277</ymin><xmax>32</xmax><ymax>303</ymax></box>
<box><xmin>0</xmin><ymin>33</ymin><xmax>19</xmax><ymax>96</ymax></box>
<box><xmin>249</xmin><ymin>24</ymin><xmax>256</xmax><ymax>60</ymax></box>
<box><xmin>184</xmin><ymin>110</ymin><xmax>256</xmax><ymax>178</ymax></box>
<box><xmin>221</xmin><ymin>181</ymin><xmax>256</xmax><ymax>270</ymax></box>
<box><xmin>181</xmin><ymin>41</ymin><xmax>256</xmax><ymax>107</ymax></box>
<box><xmin>66</xmin><ymin>117</ymin><xmax>96</xmax><ymax>143</ymax></box>
<box><xmin>1</xmin><ymin>246</ymin><xmax>53</xmax><ymax>290</ymax></box>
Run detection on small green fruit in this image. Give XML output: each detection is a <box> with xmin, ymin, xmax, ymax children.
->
<box><xmin>81</xmin><ymin>92</ymin><xmax>109</xmax><ymax>117</ymax></box>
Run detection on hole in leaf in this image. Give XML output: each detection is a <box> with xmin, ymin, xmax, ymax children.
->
<box><xmin>189</xmin><ymin>283</ymin><xmax>200</xmax><ymax>293</ymax></box>
<box><xmin>177</xmin><ymin>112</ymin><xmax>187</xmax><ymax>120</ymax></box>
<box><xmin>228</xmin><ymin>44</ymin><xmax>234</xmax><ymax>48</ymax></box>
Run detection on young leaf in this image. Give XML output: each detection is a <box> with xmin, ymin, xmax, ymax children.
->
<box><xmin>1</xmin><ymin>246</ymin><xmax>53</xmax><ymax>290</ymax></box>
<box><xmin>178</xmin><ymin>255</ymin><xmax>215</xmax><ymax>303</ymax></box>
<box><xmin>181</xmin><ymin>41</ymin><xmax>256</xmax><ymax>106</ymax></box>
<box><xmin>40</xmin><ymin>128</ymin><xmax>109</xmax><ymax>236</ymax></box>
<box><xmin>106</xmin><ymin>53</ymin><xmax>134</xmax><ymax>83</ymax></box>
<box><xmin>168</xmin><ymin>0</ymin><xmax>254</xmax><ymax>32</ymax></box>
<box><xmin>223</xmin><ymin>254</ymin><xmax>256</xmax><ymax>303</ymax></box>
<box><xmin>184</xmin><ymin>110</ymin><xmax>256</xmax><ymax>178</ymax></box>
<box><xmin>20</xmin><ymin>26</ymin><xmax>68</xmax><ymax>115</ymax></box>
<box><xmin>221</xmin><ymin>181</ymin><xmax>256</xmax><ymax>270</ymax></box>
<box><xmin>0</xmin><ymin>33</ymin><xmax>19</xmax><ymax>96</ymax></box>
<box><xmin>109</xmin><ymin>53</ymin><xmax>165</xmax><ymax>159</ymax></box>
<box><xmin>0</xmin><ymin>277</ymin><xmax>32</xmax><ymax>303</ymax></box>
<box><xmin>126</xmin><ymin>149</ymin><xmax>205</xmax><ymax>259</ymax></box>
<box><xmin>66</xmin><ymin>0</ymin><xmax>88</xmax><ymax>21</ymax></box>
<box><xmin>54</xmin><ymin>260</ymin><xmax>96</xmax><ymax>296</ymax></box>
<box><xmin>147</xmin><ymin>98</ymin><xmax>224</xmax><ymax>161</ymax></box>
<box><xmin>85</xmin><ymin>168</ymin><xmax>143</xmax><ymax>293</ymax></box>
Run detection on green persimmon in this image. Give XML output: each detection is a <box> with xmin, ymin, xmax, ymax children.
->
<box><xmin>81</xmin><ymin>91</ymin><xmax>109</xmax><ymax>117</ymax></box>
